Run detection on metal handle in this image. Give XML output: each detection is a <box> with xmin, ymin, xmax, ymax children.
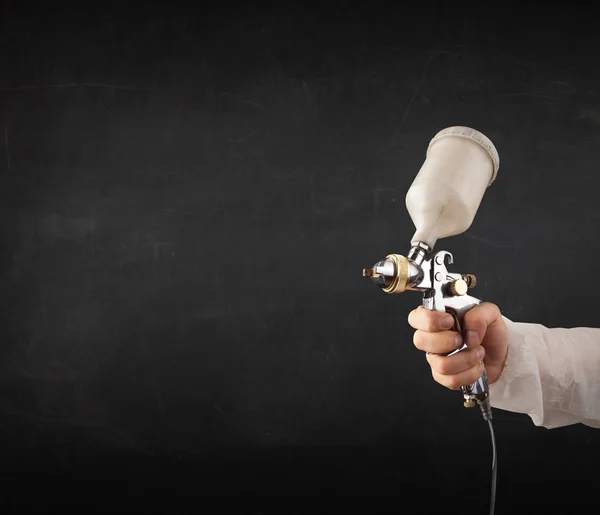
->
<box><xmin>442</xmin><ymin>305</ymin><xmax>491</xmax><ymax>414</ymax></box>
<box><xmin>423</xmin><ymin>252</ymin><xmax>492</xmax><ymax>419</ymax></box>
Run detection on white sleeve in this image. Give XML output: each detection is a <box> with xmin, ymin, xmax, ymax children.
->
<box><xmin>488</xmin><ymin>316</ymin><xmax>600</xmax><ymax>429</ymax></box>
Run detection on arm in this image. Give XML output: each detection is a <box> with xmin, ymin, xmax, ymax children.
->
<box><xmin>489</xmin><ymin>316</ymin><xmax>600</xmax><ymax>429</ymax></box>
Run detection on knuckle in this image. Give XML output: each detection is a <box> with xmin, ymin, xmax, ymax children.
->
<box><xmin>436</xmin><ymin>357</ymin><xmax>451</xmax><ymax>375</ymax></box>
<box><xmin>464</xmin><ymin>306</ymin><xmax>478</xmax><ymax>320</ymax></box>
<box><xmin>413</xmin><ymin>330</ymin><xmax>424</xmax><ymax>349</ymax></box>
<box><xmin>482</xmin><ymin>301</ymin><xmax>501</xmax><ymax>316</ymax></box>
<box><xmin>425</xmin><ymin>315</ymin><xmax>439</xmax><ymax>332</ymax></box>
<box><xmin>446</xmin><ymin>376</ymin><xmax>462</xmax><ymax>390</ymax></box>
<box><xmin>413</xmin><ymin>307</ymin><xmax>436</xmax><ymax>332</ymax></box>
<box><xmin>465</xmin><ymin>304</ymin><xmax>487</xmax><ymax>322</ymax></box>
<box><xmin>407</xmin><ymin>309</ymin><xmax>418</xmax><ymax>328</ymax></box>
<box><xmin>408</xmin><ymin>310</ymin><xmax>427</xmax><ymax>331</ymax></box>
<box><xmin>433</xmin><ymin>369</ymin><xmax>460</xmax><ymax>390</ymax></box>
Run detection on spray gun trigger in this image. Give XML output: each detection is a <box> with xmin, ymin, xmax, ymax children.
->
<box><xmin>447</xmin><ymin>309</ymin><xmax>462</xmax><ymax>334</ymax></box>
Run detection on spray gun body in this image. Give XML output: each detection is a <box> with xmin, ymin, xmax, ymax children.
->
<box><xmin>364</xmin><ymin>240</ymin><xmax>492</xmax><ymax>420</ymax></box>
<box><xmin>362</xmin><ymin>126</ymin><xmax>500</xmax><ymax>422</ymax></box>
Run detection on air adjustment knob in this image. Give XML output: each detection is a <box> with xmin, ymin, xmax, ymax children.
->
<box><xmin>449</xmin><ymin>279</ymin><xmax>468</xmax><ymax>296</ymax></box>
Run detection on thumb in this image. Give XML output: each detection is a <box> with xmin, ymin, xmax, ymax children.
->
<box><xmin>462</xmin><ymin>302</ymin><xmax>508</xmax><ymax>368</ymax></box>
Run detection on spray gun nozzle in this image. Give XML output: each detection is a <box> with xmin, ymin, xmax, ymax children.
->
<box><xmin>363</xmin><ymin>254</ymin><xmax>424</xmax><ymax>294</ymax></box>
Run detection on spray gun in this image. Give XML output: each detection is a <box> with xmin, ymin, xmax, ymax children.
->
<box><xmin>362</xmin><ymin>126</ymin><xmax>500</xmax><ymax>513</ymax></box>
<box><xmin>364</xmin><ymin>242</ymin><xmax>491</xmax><ymax>418</ymax></box>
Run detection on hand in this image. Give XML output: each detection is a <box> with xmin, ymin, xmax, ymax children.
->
<box><xmin>407</xmin><ymin>302</ymin><xmax>509</xmax><ymax>390</ymax></box>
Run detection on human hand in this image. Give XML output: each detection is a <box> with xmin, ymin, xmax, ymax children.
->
<box><xmin>408</xmin><ymin>302</ymin><xmax>509</xmax><ymax>389</ymax></box>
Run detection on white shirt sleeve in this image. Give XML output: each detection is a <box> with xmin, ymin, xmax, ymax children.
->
<box><xmin>489</xmin><ymin>316</ymin><xmax>600</xmax><ymax>429</ymax></box>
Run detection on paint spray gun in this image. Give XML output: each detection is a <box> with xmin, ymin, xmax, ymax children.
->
<box><xmin>362</xmin><ymin>126</ymin><xmax>500</xmax><ymax>513</ymax></box>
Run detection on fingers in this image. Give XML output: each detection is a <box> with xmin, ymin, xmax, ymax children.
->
<box><xmin>413</xmin><ymin>329</ymin><xmax>463</xmax><ymax>354</ymax></box>
<box><xmin>462</xmin><ymin>302</ymin><xmax>503</xmax><ymax>348</ymax></box>
<box><xmin>432</xmin><ymin>361</ymin><xmax>486</xmax><ymax>390</ymax></box>
<box><xmin>408</xmin><ymin>303</ymin><xmax>502</xmax><ymax>391</ymax></box>
<box><xmin>426</xmin><ymin>345</ymin><xmax>485</xmax><ymax>376</ymax></box>
<box><xmin>408</xmin><ymin>306</ymin><xmax>454</xmax><ymax>332</ymax></box>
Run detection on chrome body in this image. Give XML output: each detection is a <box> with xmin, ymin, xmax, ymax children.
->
<box><xmin>364</xmin><ymin>242</ymin><xmax>492</xmax><ymax>421</ymax></box>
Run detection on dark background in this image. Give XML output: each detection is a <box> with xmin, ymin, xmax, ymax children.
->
<box><xmin>1</xmin><ymin>3</ymin><xmax>599</xmax><ymax>511</ymax></box>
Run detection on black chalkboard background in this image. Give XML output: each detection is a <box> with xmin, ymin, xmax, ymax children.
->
<box><xmin>2</xmin><ymin>4</ymin><xmax>599</xmax><ymax>512</ymax></box>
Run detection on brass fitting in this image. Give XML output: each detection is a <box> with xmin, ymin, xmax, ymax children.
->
<box><xmin>464</xmin><ymin>274</ymin><xmax>477</xmax><ymax>288</ymax></box>
<box><xmin>382</xmin><ymin>254</ymin><xmax>410</xmax><ymax>294</ymax></box>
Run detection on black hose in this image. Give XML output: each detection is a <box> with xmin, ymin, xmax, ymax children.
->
<box><xmin>488</xmin><ymin>419</ymin><xmax>497</xmax><ymax>515</ymax></box>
